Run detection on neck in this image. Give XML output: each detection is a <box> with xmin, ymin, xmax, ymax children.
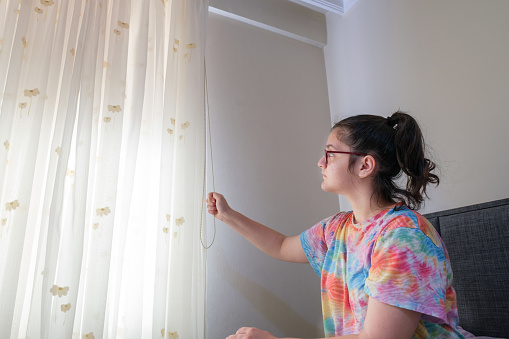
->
<box><xmin>340</xmin><ymin>177</ymin><xmax>395</xmax><ymax>223</ymax></box>
<box><xmin>349</xmin><ymin>197</ymin><xmax>394</xmax><ymax>224</ymax></box>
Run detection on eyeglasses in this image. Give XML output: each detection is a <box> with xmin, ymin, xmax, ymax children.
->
<box><xmin>324</xmin><ymin>149</ymin><xmax>368</xmax><ymax>166</ymax></box>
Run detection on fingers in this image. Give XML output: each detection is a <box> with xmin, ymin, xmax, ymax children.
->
<box><xmin>226</xmin><ymin>327</ymin><xmax>249</xmax><ymax>339</ymax></box>
<box><xmin>206</xmin><ymin>192</ymin><xmax>220</xmax><ymax>216</ymax></box>
<box><xmin>236</xmin><ymin>327</ymin><xmax>250</xmax><ymax>334</ymax></box>
<box><xmin>206</xmin><ymin>192</ymin><xmax>231</xmax><ymax>221</ymax></box>
<box><xmin>206</xmin><ymin>192</ymin><xmax>216</xmax><ymax>206</ymax></box>
<box><xmin>206</xmin><ymin>192</ymin><xmax>225</xmax><ymax>206</ymax></box>
<box><xmin>207</xmin><ymin>191</ymin><xmax>215</xmax><ymax>202</ymax></box>
<box><xmin>226</xmin><ymin>327</ymin><xmax>274</xmax><ymax>339</ymax></box>
<box><xmin>206</xmin><ymin>192</ymin><xmax>222</xmax><ymax>205</ymax></box>
<box><xmin>207</xmin><ymin>204</ymin><xmax>218</xmax><ymax>216</ymax></box>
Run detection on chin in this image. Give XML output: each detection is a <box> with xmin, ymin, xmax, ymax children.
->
<box><xmin>321</xmin><ymin>183</ymin><xmax>341</xmax><ymax>195</ymax></box>
<box><xmin>321</xmin><ymin>183</ymin><xmax>333</xmax><ymax>193</ymax></box>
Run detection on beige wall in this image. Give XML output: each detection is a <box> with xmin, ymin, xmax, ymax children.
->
<box><xmin>324</xmin><ymin>0</ymin><xmax>509</xmax><ymax>214</ymax></box>
<box><xmin>205</xmin><ymin>12</ymin><xmax>336</xmax><ymax>339</ymax></box>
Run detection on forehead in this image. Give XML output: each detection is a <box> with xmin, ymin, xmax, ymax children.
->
<box><xmin>326</xmin><ymin>130</ymin><xmax>348</xmax><ymax>150</ymax></box>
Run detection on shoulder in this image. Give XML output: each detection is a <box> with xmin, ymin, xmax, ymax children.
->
<box><xmin>377</xmin><ymin>207</ymin><xmax>443</xmax><ymax>249</ymax></box>
<box><xmin>380</xmin><ymin>206</ymin><xmax>430</xmax><ymax>232</ymax></box>
<box><xmin>324</xmin><ymin>211</ymin><xmax>351</xmax><ymax>233</ymax></box>
<box><xmin>303</xmin><ymin>211</ymin><xmax>351</xmax><ymax>244</ymax></box>
<box><xmin>313</xmin><ymin>211</ymin><xmax>351</xmax><ymax>229</ymax></box>
<box><xmin>329</xmin><ymin>211</ymin><xmax>351</xmax><ymax>226</ymax></box>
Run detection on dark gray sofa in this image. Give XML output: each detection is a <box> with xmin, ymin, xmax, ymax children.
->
<box><xmin>424</xmin><ymin>198</ymin><xmax>509</xmax><ymax>338</ymax></box>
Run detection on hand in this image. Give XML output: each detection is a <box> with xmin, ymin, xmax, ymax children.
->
<box><xmin>226</xmin><ymin>327</ymin><xmax>278</xmax><ymax>339</ymax></box>
<box><xmin>206</xmin><ymin>192</ymin><xmax>232</xmax><ymax>222</ymax></box>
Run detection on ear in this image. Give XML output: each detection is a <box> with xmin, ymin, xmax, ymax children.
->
<box><xmin>356</xmin><ymin>155</ymin><xmax>376</xmax><ymax>179</ymax></box>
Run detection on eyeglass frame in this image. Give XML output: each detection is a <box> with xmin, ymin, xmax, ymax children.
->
<box><xmin>324</xmin><ymin>149</ymin><xmax>369</xmax><ymax>167</ymax></box>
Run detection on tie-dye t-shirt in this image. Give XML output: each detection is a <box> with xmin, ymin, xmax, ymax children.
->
<box><xmin>300</xmin><ymin>206</ymin><xmax>464</xmax><ymax>338</ymax></box>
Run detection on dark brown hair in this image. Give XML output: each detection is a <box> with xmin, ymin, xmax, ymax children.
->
<box><xmin>332</xmin><ymin>111</ymin><xmax>439</xmax><ymax>210</ymax></box>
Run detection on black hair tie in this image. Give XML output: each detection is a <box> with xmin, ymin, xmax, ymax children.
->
<box><xmin>387</xmin><ymin>116</ymin><xmax>398</xmax><ymax>129</ymax></box>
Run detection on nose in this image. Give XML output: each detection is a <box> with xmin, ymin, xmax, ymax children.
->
<box><xmin>318</xmin><ymin>154</ymin><xmax>326</xmax><ymax>168</ymax></box>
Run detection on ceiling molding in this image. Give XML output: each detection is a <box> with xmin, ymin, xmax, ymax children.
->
<box><xmin>209</xmin><ymin>7</ymin><xmax>326</xmax><ymax>48</ymax></box>
<box><xmin>209</xmin><ymin>0</ymin><xmax>327</xmax><ymax>48</ymax></box>
<box><xmin>289</xmin><ymin>0</ymin><xmax>358</xmax><ymax>14</ymax></box>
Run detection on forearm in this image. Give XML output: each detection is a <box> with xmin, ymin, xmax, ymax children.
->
<box><xmin>207</xmin><ymin>192</ymin><xmax>306</xmax><ymax>262</ymax></box>
<box><xmin>223</xmin><ymin>209</ymin><xmax>288</xmax><ymax>261</ymax></box>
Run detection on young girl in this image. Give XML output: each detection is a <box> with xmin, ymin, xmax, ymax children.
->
<box><xmin>207</xmin><ymin>112</ymin><xmax>464</xmax><ymax>339</ymax></box>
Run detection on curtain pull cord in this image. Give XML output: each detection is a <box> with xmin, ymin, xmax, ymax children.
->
<box><xmin>200</xmin><ymin>59</ymin><xmax>216</xmax><ymax>249</ymax></box>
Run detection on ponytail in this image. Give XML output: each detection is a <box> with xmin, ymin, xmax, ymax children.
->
<box><xmin>332</xmin><ymin>111</ymin><xmax>439</xmax><ymax>210</ymax></box>
<box><xmin>389</xmin><ymin>112</ymin><xmax>439</xmax><ymax>209</ymax></box>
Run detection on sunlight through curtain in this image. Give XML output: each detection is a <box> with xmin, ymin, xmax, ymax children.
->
<box><xmin>0</xmin><ymin>0</ymin><xmax>208</xmax><ymax>337</ymax></box>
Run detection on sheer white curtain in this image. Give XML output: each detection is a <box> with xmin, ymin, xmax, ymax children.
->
<box><xmin>0</xmin><ymin>0</ymin><xmax>208</xmax><ymax>338</ymax></box>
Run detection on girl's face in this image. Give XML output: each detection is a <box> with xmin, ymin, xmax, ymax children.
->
<box><xmin>318</xmin><ymin>130</ymin><xmax>359</xmax><ymax>195</ymax></box>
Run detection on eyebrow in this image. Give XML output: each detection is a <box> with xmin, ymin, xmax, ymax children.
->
<box><xmin>325</xmin><ymin>144</ymin><xmax>338</xmax><ymax>150</ymax></box>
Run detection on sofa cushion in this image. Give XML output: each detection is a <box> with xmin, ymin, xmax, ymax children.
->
<box><xmin>438</xmin><ymin>204</ymin><xmax>509</xmax><ymax>338</ymax></box>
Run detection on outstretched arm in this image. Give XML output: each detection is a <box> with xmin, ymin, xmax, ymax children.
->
<box><xmin>206</xmin><ymin>192</ymin><xmax>307</xmax><ymax>263</ymax></box>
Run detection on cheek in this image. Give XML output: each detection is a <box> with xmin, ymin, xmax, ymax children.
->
<box><xmin>327</xmin><ymin>162</ymin><xmax>354</xmax><ymax>184</ymax></box>
<box><xmin>328</xmin><ymin>160</ymin><xmax>346</xmax><ymax>172</ymax></box>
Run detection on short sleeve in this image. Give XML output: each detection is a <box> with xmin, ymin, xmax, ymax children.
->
<box><xmin>364</xmin><ymin>226</ymin><xmax>449</xmax><ymax>323</ymax></box>
<box><xmin>300</xmin><ymin>217</ymin><xmax>331</xmax><ymax>276</ymax></box>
